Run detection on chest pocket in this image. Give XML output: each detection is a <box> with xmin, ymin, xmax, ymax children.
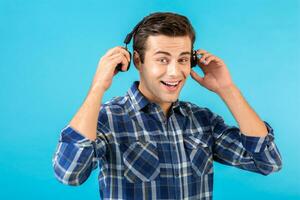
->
<box><xmin>183</xmin><ymin>134</ymin><xmax>213</xmax><ymax>176</ymax></box>
<box><xmin>121</xmin><ymin>139</ymin><xmax>160</xmax><ymax>183</ymax></box>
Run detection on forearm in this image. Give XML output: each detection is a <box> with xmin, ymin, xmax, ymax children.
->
<box><xmin>69</xmin><ymin>84</ymin><xmax>106</xmax><ymax>141</ymax></box>
<box><xmin>217</xmin><ymin>84</ymin><xmax>268</xmax><ymax>137</ymax></box>
<box><xmin>53</xmin><ymin>83</ymin><xmax>107</xmax><ymax>185</ymax></box>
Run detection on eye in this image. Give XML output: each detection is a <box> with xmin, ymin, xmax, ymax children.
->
<box><xmin>178</xmin><ymin>57</ymin><xmax>190</xmax><ymax>64</ymax></box>
<box><xmin>157</xmin><ymin>58</ymin><xmax>169</xmax><ymax>64</ymax></box>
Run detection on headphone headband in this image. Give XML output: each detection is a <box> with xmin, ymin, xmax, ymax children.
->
<box><xmin>123</xmin><ymin>16</ymin><xmax>147</xmax><ymax>45</ymax></box>
<box><xmin>116</xmin><ymin>14</ymin><xmax>198</xmax><ymax>72</ymax></box>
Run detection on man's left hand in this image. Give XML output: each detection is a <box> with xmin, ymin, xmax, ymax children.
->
<box><xmin>190</xmin><ymin>49</ymin><xmax>235</xmax><ymax>94</ymax></box>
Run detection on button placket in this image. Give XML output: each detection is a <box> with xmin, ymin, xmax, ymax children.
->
<box><xmin>165</xmin><ymin>117</ymin><xmax>181</xmax><ymax>182</ymax></box>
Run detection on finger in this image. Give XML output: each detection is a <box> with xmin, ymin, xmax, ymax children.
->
<box><xmin>105</xmin><ymin>46</ymin><xmax>123</xmax><ymax>56</ymax></box>
<box><xmin>121</xmin><ymin>49</ymin><xmax>131</xmax><ymax>63</ymax></box>
<box><xmin>190</xmin><ymin>69</ymin><xmax>204</xmax><ymax>85</ymax></box>
<box><xmin>201</xmin><ymin>54</ymin><xmax>216</xmax><ymax>65</ymax></box>
<box><xmin>112</xmin><ymin>46</ymin><xmax>130</xmax><ymax>62</ymax></box>
<box><xmin>113</xmin><ymin>68</ymin><xmax>119</xmax><ymax>76</ymax></box>
<box><xmin>118</xmin><ymin>53</ymin><xmax>130</xmax><ymax>71</ymax></box>
<box><xmin>110</xmin><ymin>53</ymin><xmax>128</xmax><ymax>71</ymax></box>
<box><xmin>199</xmin><ymin>53</ymin><xmax>212</xmax><ymax>65</ymax></box>
<box><xmin>196</xmin><ymin>49</ymin><xmax>208</xmax><ymax>55</ymax></box>
<box><xmin>108</xmin><ymin>53</ymin><xmax>123</xmax><ymax>66</ymax></box>
<box><xmin>105</xmin><ymin>47</ymin><xmax>118</xmax><ymax>57</ymax></box>
<box><xmin>205</xmin><ymin>55</ymin><xmax>218</xmax><ymax>65</ymax></box>
<box><xmin>108</xmin><ymin>47</ymin><xmax>130</xmax><ymax>63</ymax></box>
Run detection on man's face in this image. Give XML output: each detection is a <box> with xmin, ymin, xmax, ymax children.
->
<box><xmin>136</xmin><ymin>35</ymin><xmax>192</xmax><ymax>107</ymax></box>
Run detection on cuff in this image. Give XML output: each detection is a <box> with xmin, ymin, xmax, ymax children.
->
<box><xmin>60</xmin><ymin>125</ymin><xmax>106</xmax><ymax>158</ymax></box>
<box><xmin>60</xmin><ymin>125</ymin><xmax>96</xmax><ymax>148</ymax></box>
<box><xmin>241</xmin><ymin>121</ymin><xmax>275</xmax><ymax>153</ymax></box>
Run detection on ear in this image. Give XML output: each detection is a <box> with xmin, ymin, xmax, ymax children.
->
<box><xmin>133</xmin><ymin>50</ymin><xmax>142</xmax><ymax>71</ymax></box>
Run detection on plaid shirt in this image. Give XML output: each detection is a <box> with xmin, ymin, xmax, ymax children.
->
<box><xmin>52</xmin><ymin>80</ymin><xmax>282</xmax><ymax>200</ymax></box>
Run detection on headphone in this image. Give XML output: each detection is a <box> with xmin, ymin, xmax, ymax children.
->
<box><xmin>116</xmin><ymin>16</ymin><xmax>198</xmax><ymax>72</ymax></box>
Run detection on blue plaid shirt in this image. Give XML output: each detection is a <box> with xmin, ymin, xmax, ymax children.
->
<box><xmin>52</xmin><ymin>80</ymin><xmax>282</xmax><ymax>200</ymax></box>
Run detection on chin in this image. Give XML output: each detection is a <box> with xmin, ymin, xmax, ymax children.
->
<box><xmin>161</xmin><ymin>94</ymin><xmax>179</xmax><ymax>103</ymax></box>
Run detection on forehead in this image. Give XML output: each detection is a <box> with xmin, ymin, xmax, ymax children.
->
<box><xmin>145</xmin><ymin>35</ymin><xmax>192</xmax><ymax>55</ymax></box>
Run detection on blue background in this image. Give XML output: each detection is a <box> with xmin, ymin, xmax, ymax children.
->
<box><xmin>0</xmin><ymin>0</ymin><xmax>299</xmax><ymax>199</ymax></box>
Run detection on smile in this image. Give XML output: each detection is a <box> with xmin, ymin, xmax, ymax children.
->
<box><xmin>160</xmin><ymin>80</ymin><xmax>181</xmax><ymax>87</ymax></box>
<box><xmin>160</xmin><ymin>80</ymin><xmax>182</xmax><ymax>92</ymax></box>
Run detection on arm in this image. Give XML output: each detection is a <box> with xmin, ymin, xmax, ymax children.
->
<box><xmin>213</xmin><ymin>85</ymin><xmax>282</xmax><ymax>175</ymax></box>
<box><xmin>52</xmin><ymin>85</ymin><xmax>109</xmax><ymax>186</ymax></box>
<box><xmin>190</xmin><ymin>49</ymin><xmax>282</xmax><ymax>175</ymax></box>
<box><xmin>69</xmin><ymin>84</ymin><xmax>106</xmax><ymax>141</ymax></box>
<box><xmin>52</xmin><ymin>122</ymin><xmax>108</xmax><ymax>186</ymax></box>
<box><xmin>206</xmin><ymin>107</ymin><xmax>282</xmax><ymax>175</ymax></box>
<box><xmin>217</xmin><ymin>84</ymin><xmax>268</xmax><ymax>137</ymax></box>
<box><xmin>52</xmin><ymin>46</ymin><xmax>130</xmax><ymax>186</ymax></box>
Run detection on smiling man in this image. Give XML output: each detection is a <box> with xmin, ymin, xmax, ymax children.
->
<box><xmin>137</xmin><ymin>34</ymin><xmax>192</xmax><ymax>117</ymax></box>
<box><xmin>52</xmin><ymin>12</ymin><xmax>282</xmax><ymax>200</ymax></box>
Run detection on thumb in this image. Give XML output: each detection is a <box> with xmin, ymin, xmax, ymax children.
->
<box><xmin>190</xmin><ymin>70</ymin><xmax>205</xmax><ymax>86</ymax></box>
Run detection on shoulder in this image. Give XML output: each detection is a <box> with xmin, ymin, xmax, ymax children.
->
<box><xmin>100</xmin><ymin>95</ymin><xmax>128</xmax><ymax>113</ymax></box>
<box><xmin>179</xmin><ymin>101</ymin><xmax>222</xmax><ymax>125</ymax></box>
<box><xmin>97</xmin><ymin>95</ymin><xmax>128</xmax><ymax>132</ymax></box>
<box><xmin>179</xmin><ymin>101</ymin><xmax>212</xmax><ymax>116</ymax></box>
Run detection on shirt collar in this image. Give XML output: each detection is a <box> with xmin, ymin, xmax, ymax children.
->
<box><xmin>126</xmin><ymin>80</ymin><xmax>187</xmax><ymax>116</ymax></box>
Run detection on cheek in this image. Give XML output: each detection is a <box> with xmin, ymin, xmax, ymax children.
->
<box><xmin>183</xmin><ymin>65</ymin><xmax>191</xmax><ymax>75</ymax></box>
<box><xmin>151</xmin><ymin>66</ymin><xmax>164</xmax><ymax>75</ymax></box>
<box><xmin>144</xmin><ymin>62</ymin><xmax>164</xmax><ymax>77</ymax></box>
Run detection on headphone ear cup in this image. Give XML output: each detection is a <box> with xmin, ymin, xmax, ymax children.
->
<box><xmin>127</xmin><ymin>51</ymin><xmax>132</xmax><ymax>71</ymax></box>
<box><xmin>191</xmin><ymin>50</ymin><xmax>197</xmax><ymax>68</ymax></box>
<box><xmin>116</xmin><ymin>50</ymin><xmax>131</xmax><ymax>72</ymax></box>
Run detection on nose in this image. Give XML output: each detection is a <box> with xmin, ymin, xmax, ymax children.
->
<box><xmin>166</xmin><ymin>60</ymin><xmax>180</xmax><ymax>76</ymax></box>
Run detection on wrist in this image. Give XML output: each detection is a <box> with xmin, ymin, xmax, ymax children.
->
<box><xmin>216</xmin><ymin>84</ymin><xmax>239</xmax><ymax>99</ymax></box>
<box><xmin>89</xmin><ymin>82</ymin><xmax>106</xmax><ymax>96</ymax></box>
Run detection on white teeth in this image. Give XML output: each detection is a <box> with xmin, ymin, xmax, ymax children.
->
<box><xmin>164</xmin><ymin>81</ymin><xmax>179</xmax><ymax>86</ymax></box>
<box><xmin>161</xmin><ymin>81</ymin><xmax>179</xmax><ymax>86</ymax></box>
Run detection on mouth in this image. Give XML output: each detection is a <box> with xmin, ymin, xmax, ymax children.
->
<box><xmin>160</xmin><ymin>80</ymin><xmax>182</xmax><ymax>92</ymax></box>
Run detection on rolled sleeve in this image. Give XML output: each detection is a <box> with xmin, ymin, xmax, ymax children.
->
<box><xmin>61</xmin><ymin>125</ymin><xmax>107</xmax><ymax>161</ymax></box>
<box><xmin>206</xmin><ymin>107</ymin><xmax>282</xmax><ymax>175</ymax></box>
<box><xmin>52</xmin><ymin>124</ymin><xmax>108</xmax><ymax>185</ymax></box>
<box><xmin>240</xmin><ymin>121</ymin><xmax>275</xmax><ymax>153</ymax></box>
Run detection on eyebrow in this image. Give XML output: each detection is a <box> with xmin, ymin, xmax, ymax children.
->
<box><xmin>153</xmin><ymin>51</ymin><xmax>191</xmax><ymax>56</ymax></box>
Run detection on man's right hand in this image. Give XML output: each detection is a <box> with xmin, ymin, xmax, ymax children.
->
<box><xmin>91</xmin><ymin>46</ymin><xmax>131</xmax><ymax>92</ymax></box>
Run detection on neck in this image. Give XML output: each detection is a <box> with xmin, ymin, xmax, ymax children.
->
<box><xmin>159</xmin><ymin>102</ymin><xmax>172</xmax><ymax>118</ymax></box>
<box><xmin>137</xmin><ymin>80</ymin><xmax>172</xmax><ymax>117</ymax></box>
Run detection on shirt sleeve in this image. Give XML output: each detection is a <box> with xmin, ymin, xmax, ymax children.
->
<box><xmin>52</xmin><ymin>109</ymin><xmax>110</xmax><ymax>186</ymax></box>
<box><xmin>206</xmin><ymin>108</ymin><xmax>283</xmax><ymax>175</ymax></box>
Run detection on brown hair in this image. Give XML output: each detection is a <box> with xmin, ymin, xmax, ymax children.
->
<box><xmin>133</xmin><ymin>12</ymin><xmax>196</xmax><ymax>64</ymax></box>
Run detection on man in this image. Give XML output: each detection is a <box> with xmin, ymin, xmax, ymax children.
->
<box><xmin>52</xmin><ymin>12</ymin><xmax>282</xmax><ymax>199</ymax></box>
